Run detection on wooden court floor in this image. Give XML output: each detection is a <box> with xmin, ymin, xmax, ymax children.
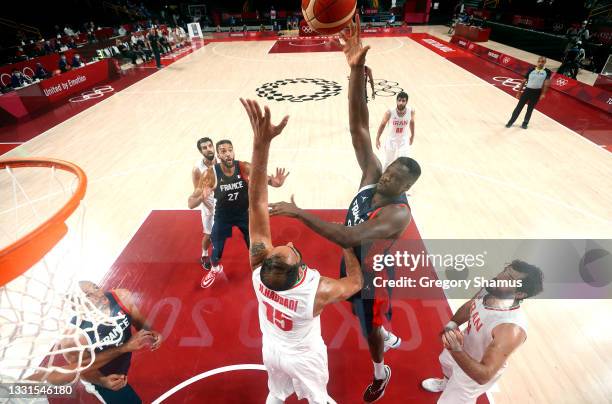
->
<box><xmin>3</xmin><ymin>34</ymin><xmax>612</xmax><ymax>403</ymax></box>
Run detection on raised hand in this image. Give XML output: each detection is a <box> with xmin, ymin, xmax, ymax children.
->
<box><xmin>269</xmin><ymin>195</ymin><xmax>301</xmax><ymax>218</ymax></box>
<box><xmin>339</xmin><ymin>14</ymin><xmax>370</xmax><ymax>67</ymax></box>
<box><xmin>240</xmin><ymin>98</ymin><xmax>289</xmax><ymax>143</ymax></box>
<box><xmin>268</xmin><ymin>167</ymin><xmax>290</xmax><ymax>187</ymax></box>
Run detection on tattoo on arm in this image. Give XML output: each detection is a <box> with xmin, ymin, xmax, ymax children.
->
<box><xmin>250</xmin><ymin>242</ymin><xmax>267</xmax><ymax>258</ymax></box>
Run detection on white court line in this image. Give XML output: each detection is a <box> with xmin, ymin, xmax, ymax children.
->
<box><xmin>416</xmin><ymin>35</ymin><xmax>612</xmax><ymax>158</ymax></box>
<box><xmin>121</xmin><ymin>89</ymin><xmax>235</xmax><ymax>94</ymax></box>
<box><xmin>151</xmin><ymin>364</ymin><xmax>266</xmax><ymax>404</ymax></box>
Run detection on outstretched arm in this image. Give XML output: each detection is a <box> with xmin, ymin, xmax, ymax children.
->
<box><xmin>241</xmin><ymin>163</ymin><xmax>290</xmax><ymax>188</ymax></box>
<box><xmin>376</xmin><ymin>110</ymin><xmax>391</xmax><ymax>149</ymax></box>
<box><xmin>367</xmin><ymin>66</ymin><xmax>375</xmax><ymax>98</ymax></box>
<box><xmin>113</xmin><ymin>289</ymin><xmax>162</xmax><ymax>350</ymax></box>
<box><xmin>341</xmin><ymin>15</ymin><xmax>382</xmax><ymax>188</ymax></box>
<box><xmin>241</xmin><ymin>98</ymin><xmax>289</xmax><ymax>269</ymax></box>
<box><xmin>313</xmin><ymin>248</ymin><xmax>363</xmax><ymax>316</ymax></box>
<box><xmin>28</xmin><ymin>330</ymin><xmax>154</xmax><ymax>384</ymax></box>
<box><xmin>270</xmin><ymin>198</ymin><xmax>411</xmax><ymax>248</ymax></box>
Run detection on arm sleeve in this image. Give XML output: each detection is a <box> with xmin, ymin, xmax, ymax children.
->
<box><xmin>545</xmin><ymin>68</ymin><xmax>552</xmax><ymax>79</ymax></box>
<box><xmin>524</xmin><ymin>67</ymin><xmax>534</xmax><ymax>80</ymax></box>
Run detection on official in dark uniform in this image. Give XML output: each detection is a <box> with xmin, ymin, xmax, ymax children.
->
<box><xmin>147</xmin><ymin>28</ymin><xmax>162</xmax><ymax>69</ymax></box>
<box><xmin>506</xmin><ymin>56</ymin><xmax>551</xmax><ymax>129</ymax></box>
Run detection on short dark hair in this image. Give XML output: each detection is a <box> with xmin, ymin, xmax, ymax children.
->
<box><xmin>216</xmin><ymin>139</ymin><xmax>232</xmax><ymax>151</ymax></box>
<box><xmin>196</xmin><ymin>137</ymin><xmax>213</xmax><ymax>151</ymax></box>
<box><xmin>260</xmin><ymin>255</ymin><xmax>300</xmax><ymax>291</ymax></box>
<box><xmin>397</xmin><ymin>91</ymin><xmax>409</xmax><ymax>100</ymax></box>
<box><xmin>394</xmin><ymin>157</ymin><xmax>421</xmax><ymax>184</ymax></box>
<box><xmin>511</xmin><ymin>259</ymin><xmax>543</xmax><ymax>299</ymax></box>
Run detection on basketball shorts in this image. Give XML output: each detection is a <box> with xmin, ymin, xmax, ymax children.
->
<box><xmin>201</xmin><ymin>211</ymin><xmax>214</xmax><ymax>235</ymax></box>
<box><xmin>340</xmin><ymin>259</ymin><xmax>393</xmax><ymax>337</ymax></box>
<box><xmin>262</xmin><ymin>342</ymin><xmax>335</xmax><ymax>404</ymax></box>
<box><xmin>82</xmin><ymin>379</ymin><xmax>142</xmax><ymax>404</ymax></box>
<box><xmin>437</xmin><ymin>349</ymin><xmax>501</xmax><ymax>404</ymax></box>
<box><xmin>383</xmin><ymin>140</ymin><xmax>410</xmax><ymax>171</ymax></box>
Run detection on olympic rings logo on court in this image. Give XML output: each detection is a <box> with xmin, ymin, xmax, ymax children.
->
<box><xmin>256</xmin><ymin>78</ymin><xmax>341</xmax><ymax>102</ymax></box>
<box><xmin>492</xmin><ymin>76</ymin><xmax>524</xmax><ymax>92</ymax></box>
<box><xmin>301</xmin><ymin>25</ymin><xmax>314</xmax><ymax>34</ymax></box>
<box><xmin>373</xmin><ymin>79</ymin><xmax>404</xmax><ymax>97</ymax></box>
<box><xmin>68</xmin><ymin>85</ymin><xmax>115</xmax><ymax>103</ymax></box>
<box><xmin>502</xmin><ymin>56</ymin><xmax>511</xmax><ymax>65</ymax></box>
<box><xmin>555</xmin><ymin>78</ymin><xmax>568</xmax><ymax>87</ymax></box>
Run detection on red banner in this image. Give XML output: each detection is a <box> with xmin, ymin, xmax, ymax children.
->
<box><xmin>211</xmin><ymin>31</ymin><xmax>279</xmax><ymax>40</ymax></box>
<box><xmin>451</xmin><ymin>35</ymin><xmax>612</xmax><ymax>114</ymax></box>
<box><xmin>0</xmin><ymin>50</ymin><xmax>77</xmax><ymax>86</ymax></box>
<box><xmin>16</xmin><ymin>59</ymin><xmax>115</xmax><ymax>114</ymax></box>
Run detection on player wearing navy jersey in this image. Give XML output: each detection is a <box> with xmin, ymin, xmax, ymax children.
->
<box><xmin>67</xmin><ymin>282</ymin><xmax>162</xmax><ymax>403</ymax></box>
<box><xmin>270</xmin><ymin>16</ymin><xmax>421</xmax><ymax>403</ymax></box>
<box><xmin>241</xmin><ymin>97</ymin><xmax>363</xmax><ymax>404</ymax></box>
<box><xmin>197</xmin><ymin>139</ymin><xmax>289</xmax><ymax>288</ymax></box>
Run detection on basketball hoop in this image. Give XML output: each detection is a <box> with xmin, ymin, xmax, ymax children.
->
<box><xmin>0</xmin><ymin>158</ymin><xmax>123</xmax><ymax>385</ymax></box>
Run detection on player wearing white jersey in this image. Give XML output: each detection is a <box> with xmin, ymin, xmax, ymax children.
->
<box><xmin>375</xmin><ymin>91</ymin><xmax>415</xmax><ymax>170</ymax></box>
<box><xmin>422</xmin><ymin>260</ymin><xmax>543</xmax><ymax>404</ymax></box>
<box><xmin>240</xmin><ymin>97</ymin><xmax>364</xmax><ymax>404</ymax></box>
<box><xmin>188</xmin><ymin>137</ymin><xmax>216</xmax><ymax>269</ymax></box>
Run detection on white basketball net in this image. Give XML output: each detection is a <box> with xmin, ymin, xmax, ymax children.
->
<box><xmin>0</xmin><ymin>162</ymin><xmax>123</xmax><ymax>387</ymax></box>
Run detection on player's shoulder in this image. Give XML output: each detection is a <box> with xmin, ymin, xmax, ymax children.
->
<box><xmin>111</xmin><ymin>289</ymin><xmax>134</xmax><ymax>306</ymax></box>
<box><xmin>376</xmin><ymin>201</ymin><xmax>412</xmax><ymax>223</ymax></box>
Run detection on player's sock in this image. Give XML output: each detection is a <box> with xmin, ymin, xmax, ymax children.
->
<box><xmin>380</xmin><ymin>326</ymin><xmax>389</xmax><ymax>340</ymax></box>
<box><xmin>265</xmin><ymin>393</ymin><xmax>283</xmax><ymax>404</ymax></box>
<box><xmin>373</xmin><ymin>360</ymin><xmax>386</xmax><ymax>380</ymax></box>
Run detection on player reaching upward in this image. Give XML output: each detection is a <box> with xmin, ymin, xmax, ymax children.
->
<box><xmin>364</xmin><ymin>65</ymin><xmax>375</xmax><ymax>103</ymax></box>
<box><xmin>241</xmin><ymin>97</ymin><xmax>363</xmax><ymax>404</ymax></box>
<box><xmin>375</xmin><ymin>91</ymin><xmax>415</xmax><ymax>170</ymax></box>
<box><xmin>270</xmin><ymin>15</ymin><xmax>421</xmax><ymax>403</ymax></box>
<box><xmin>188</xmin><ymin>137</ymin><xmax>217</xmax><ymax>270</ymax></box>
<box><xmin>197</xmin><ymin>139</ymin><xmax>289</xmax><ymax>288</ymax></box>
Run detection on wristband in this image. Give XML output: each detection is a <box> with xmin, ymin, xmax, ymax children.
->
<box><xmin>444</xmin><ymin>321</ymin><xmax>458</xmax><ymax>331</ymax></box>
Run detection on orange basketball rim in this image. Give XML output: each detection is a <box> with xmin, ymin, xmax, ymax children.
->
<box><xmin>0</xmin><ymin>158</ymin><xmax>87</xmax><ymax>287</ymax></box>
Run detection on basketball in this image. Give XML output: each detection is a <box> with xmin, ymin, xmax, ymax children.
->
<box><xmin>301</xmin><ymin>0</ymin><xmax>357</xmax><ymax>35</ymax></box>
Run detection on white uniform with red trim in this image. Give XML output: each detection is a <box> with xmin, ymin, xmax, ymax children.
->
<box><xmin>252</xmin><ymin>266</ymin><xmax>334</xmax><ymax>404</ymax></box>
<box><xmin>195</xmin><ymin>159</ymin><xmax>215</xmax><ymax>234</ymax></box>
<box><xmin>383</xmin><ymin>107</ymin><xmax>412</xmax><ymax>170</ymax></box>
<box><xmin>437</xmin><ymin>289</ymin><xmax>528</xmax><ymax>404</ymax></box>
